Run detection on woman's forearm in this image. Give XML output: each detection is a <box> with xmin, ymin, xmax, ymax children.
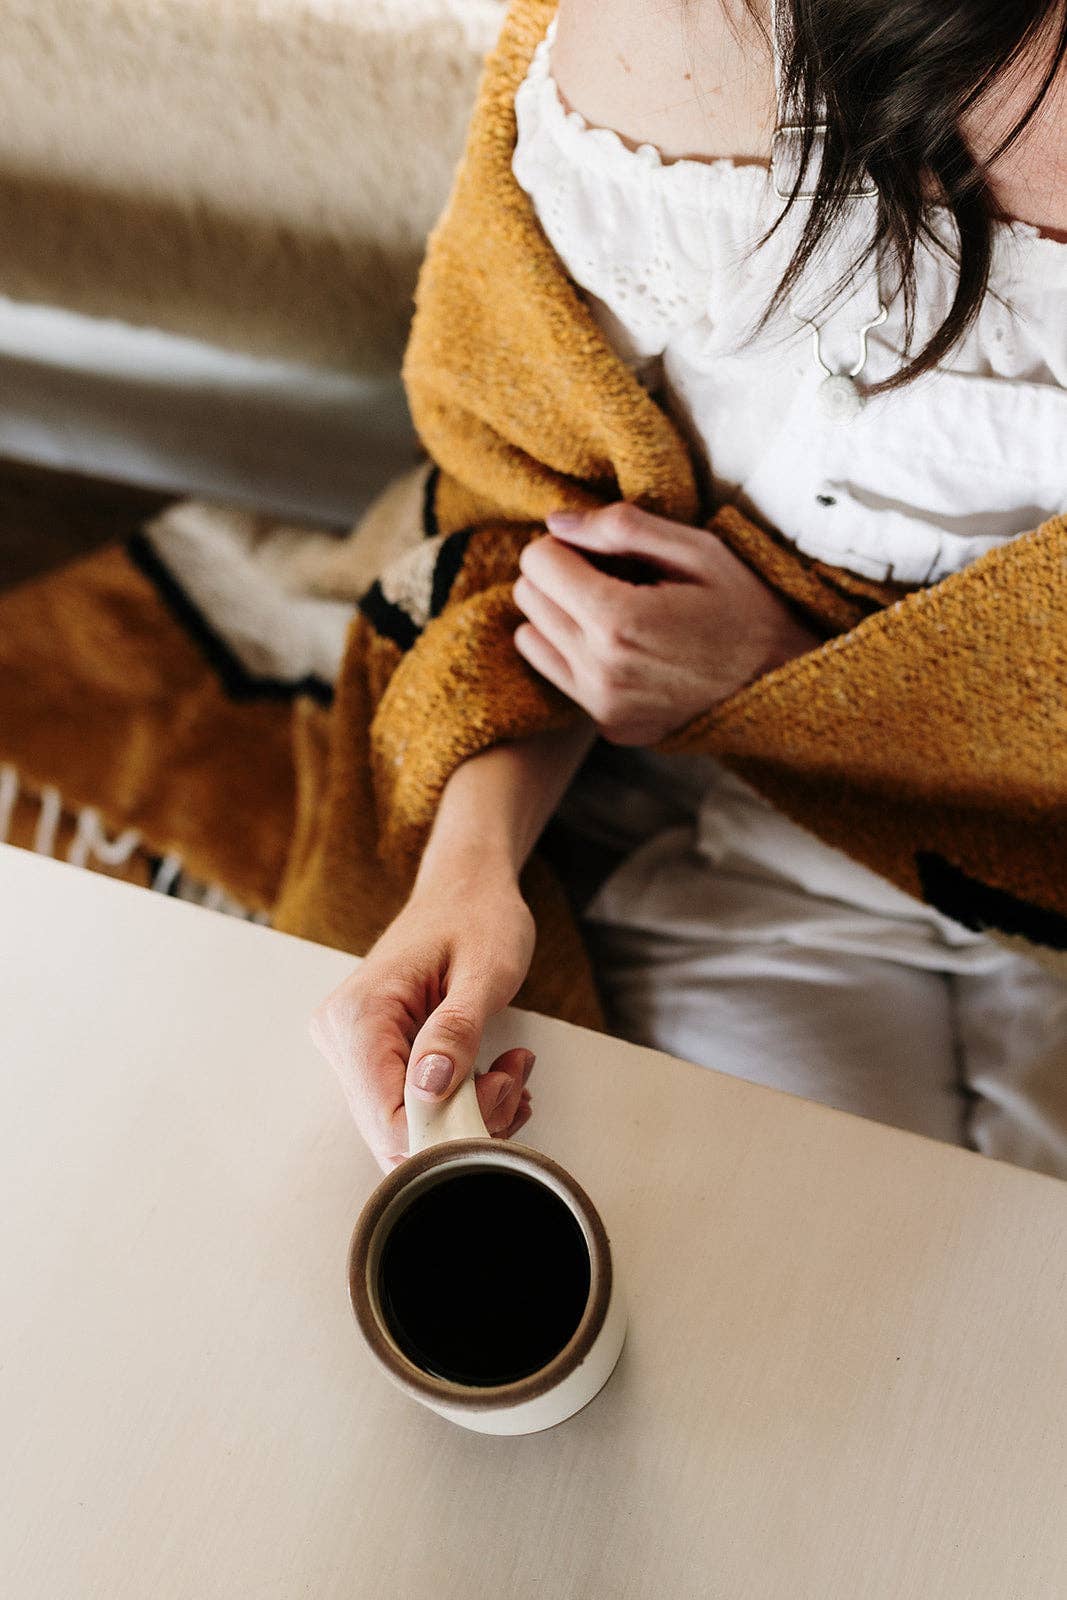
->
<box><xmin>415</xmin><ymin>718</ymin><xmax>597</xmax><ymax>888</ymax></box>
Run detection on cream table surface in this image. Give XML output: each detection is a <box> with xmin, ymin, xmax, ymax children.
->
<box><xmin>1</xmin><ymin>842</ymin><xmax>1066</xmax><ymax>1600</ymax></box>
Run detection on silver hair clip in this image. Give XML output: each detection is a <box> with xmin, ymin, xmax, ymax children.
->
<box><xmin>771</xmin><ymin>124</ymin><xmax>878</xmax><ymax>202</ymax></box>
<box><xmin>792</xmin><ymin>301</ymin><xmax>888</xmax><ymax>421</ymax></box>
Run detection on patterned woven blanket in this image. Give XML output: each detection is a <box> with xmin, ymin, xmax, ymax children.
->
<box><xmin>2</xmin><ymin>0</ymin><xmax>1064</xmax><ymax>1026</ymax></box>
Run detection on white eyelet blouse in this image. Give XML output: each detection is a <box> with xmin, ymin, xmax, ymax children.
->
<box><xmin>512</xmin><ymin>19</ymin><xmax>1067</xmax><ymax>587</ymax></box>
<box><xmin>509</xmin><ymin>17</ymin><xmax>1067</xmax><ymax>930</ymax></box>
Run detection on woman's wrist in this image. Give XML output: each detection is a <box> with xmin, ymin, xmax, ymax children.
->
<box><xmin>415</xmin><ymin>830</ymin><xmax>519</xmax><ymax>896</ymax></box>
<box><xmin>415</xmin><ymin>721</ymin><xmax>597</xmax><ymax>895</ymax></box>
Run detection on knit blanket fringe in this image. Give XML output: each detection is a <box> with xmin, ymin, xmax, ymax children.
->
<box><xmin>0</xmin><ymin>762</ymin><xmax>268</xmax><ymax>922</ymax></box>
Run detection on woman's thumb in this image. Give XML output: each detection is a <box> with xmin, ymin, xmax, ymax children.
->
<box><xmin>405</xmin><ymin>982</ymin><xmax>490</xmax><ymax>1104</ymax></box>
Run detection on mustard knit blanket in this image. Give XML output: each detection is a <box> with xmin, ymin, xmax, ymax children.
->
<box><xmin>1</xmin><ymin>0</ymin><xmax>1064</xmax><ymax>1022</ymax></box>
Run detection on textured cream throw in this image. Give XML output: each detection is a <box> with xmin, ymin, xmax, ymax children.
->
<box><xmin>0</xmin><ymin>0</ymin><xmax>504</xmax><ymax>373</ymax></box>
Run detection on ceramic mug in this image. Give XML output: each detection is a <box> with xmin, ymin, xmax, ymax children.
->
<box><xmin>348</xmin><ymin>1074</ymin><xmax>626</xmax><ymax>1435</ymax></box>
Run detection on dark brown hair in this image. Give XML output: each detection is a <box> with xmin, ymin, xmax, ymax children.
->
<box><xmin>747</xmin><ymin>0</ymin><xmax>1067</xmax><ymax>388</ymax></box>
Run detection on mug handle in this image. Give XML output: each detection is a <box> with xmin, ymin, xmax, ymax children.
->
<box><xmin>405</xmin><ymin>1073</ymin><xmax>491</xmax><ymax>1156</ymax></box>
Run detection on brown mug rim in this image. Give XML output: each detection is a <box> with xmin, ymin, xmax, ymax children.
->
<box><xmin>348</xmin><ymin>1139</ymin><xmax>613</xmax><ymax>1410</ymax></box>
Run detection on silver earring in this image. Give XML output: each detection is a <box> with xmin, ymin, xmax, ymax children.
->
<box><xmin>793</xmin><ymin>301</ymin><xmax>888</xmax><ymax>422</ymax></box>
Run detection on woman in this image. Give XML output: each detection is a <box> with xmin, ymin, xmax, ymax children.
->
<box><xmin>310</xmin><ymin>0</ymin><xmax>1067</xmax><ymax>1174</ymax></box>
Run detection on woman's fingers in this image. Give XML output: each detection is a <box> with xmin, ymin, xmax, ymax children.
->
<box><xmin>514</xmin><ymin>621</ymin><xmax>578</xmax><ymax>697</ymax></box>
<box><xmin>512</xmin><ymin>573</ymin><xmax>583</xmax><ymax>654</ymax></box>
<box><xmin>477</xmin><ymin>1071</ymin><xmax>511</xmax><ymax>1130</ymax></box>
<box><xmin>309</xmin><ymin>984</ymin><xmax>413</xmax><ymax>1169</ymax></box>
<box><xmin>405</xmin><ymin>949</ymin><xmax>530</xmax><ymax>1105</ymax></box>
<box><xmin>547</xmin><ymin>503</ymin><xmax>714</xmax><ymax>583</ymax></box>
<box><xmin>406</xmin><ymin>1000</ymin><xmax>488</xmax><ymax>1106</ymax></box>
<box><xmin>312</xmin><ymin>1000</ymin><xmax>536</xmax><ymax>1167</ymax></box>
<box><xmin>312</xmin><ymin>913</ymin><xmax>537</xmax><ymax>1170</ymax></box>
<box><xmin>477</xmin><ymin>1047</ymin><xmax>536</xmax><ymax>1135</ymax></box>
<box><xmin>499</xmin><ymin>1098</ymin><xmax>533</xmax><ymax>1141</ymax></box>
<box><xmin>519</xmin><ymin>534</ymin><xmax>619</xmax><ymax>636</ymax></box>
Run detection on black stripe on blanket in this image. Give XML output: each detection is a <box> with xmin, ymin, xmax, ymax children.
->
<box><xmin>917</xmin><ymin>852</ymin><xmax>1067</xmax><ymax>951</ymax></box>
<box><xmin>421</xmin><ymin>464</ymin><xmax>441</xmax><ymax>540</ymax></box>
<box><xmin>430</xmin><ymin>527</ymin><xmax>473</xmax><ymax>619</ymax></box>
<box><xmin>127</xmin><ymin>533</ymin><xmax>334</xmax><ymax>706</ymax></box>
<box><xmin>359</xmin><ymin>581</ymin><xmax>420</xmax><ymax>653</ymax></box>
<box><xmin>361</xmin><ymin>582</ymin><xmax>422</xmax><ymax>649</ymax></box>
<box><xmin>359</xmin><ymin>525</ymin><xmax>474</xmax><ymax>653</ymax></box>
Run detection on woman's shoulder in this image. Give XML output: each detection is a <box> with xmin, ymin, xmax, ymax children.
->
<box><xmin>550</xmin><ymin>0</ymin><xmax>778</xmax><ymax>164</ymax></box>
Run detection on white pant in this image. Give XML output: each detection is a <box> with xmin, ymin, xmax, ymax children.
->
<box><xmin>562</xmin><ymin>748</ymin><xmax>1067</xmax><ymax>1180</ymax></box>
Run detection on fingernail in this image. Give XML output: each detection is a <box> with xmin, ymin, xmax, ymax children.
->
<box><xmin>490</xmin><ymin>1075</ymin><xmax>513</xmax><ymax>1114</ymax></box>
<box><xmin>413</xmin><ymin>1054</ymin><xmax>453</xmax><ymax>1096</ymax></box>
<box><xmin>546</xmin><ymin>511</ymin><xmax>585</xmax><ymax>534</ymax></box>
<box><xmin>519</xmin><ymin>1049</ymin><xmax>536</xmax><ymax>1076</ymax></box>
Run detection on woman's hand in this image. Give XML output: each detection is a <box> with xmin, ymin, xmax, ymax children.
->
<box><xmin>310</xmin><ymin>859</ymin><xmax>537</xmax><ymax>1173</ymax></box>
<box><xmin>512</xmin><ymin>503</ymin><xmax>819</xmax><ymax>745</ymax></box>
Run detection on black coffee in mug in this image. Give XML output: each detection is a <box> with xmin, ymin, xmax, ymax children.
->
<box><xmin>377</xmin><ymin>1169</ymin><xmax>592</xmax><ymax>1387</ymax></box>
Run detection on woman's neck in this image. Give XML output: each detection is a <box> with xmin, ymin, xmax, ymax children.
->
<box><xmin>965</xmin><ymin>53</ymin><xmax>1067</xmax><ymax>241</ymax></box>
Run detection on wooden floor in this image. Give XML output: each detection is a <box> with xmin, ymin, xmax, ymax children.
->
<box><xmin>0</xmin><ymin>457</ymin><xmax>172</xmax><ymax>593</ymax></box>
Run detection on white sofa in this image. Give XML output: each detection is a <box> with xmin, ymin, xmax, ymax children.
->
<box><xmin>0</xmin><ymin>0</ymin><xmax>504</xmax><ymax>521</ymax></box>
